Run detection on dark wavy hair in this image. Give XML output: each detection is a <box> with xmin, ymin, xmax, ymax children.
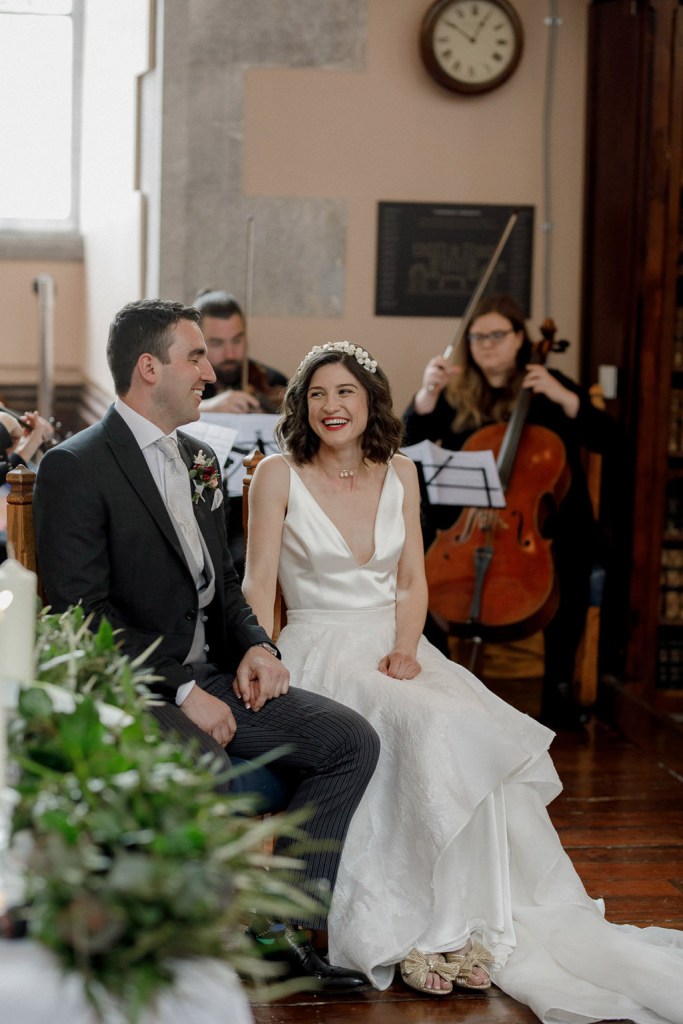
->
<box><xmin>276</xmin><ymin>345</ymin><xmax>404</xmax><ymax>464</ymax></box>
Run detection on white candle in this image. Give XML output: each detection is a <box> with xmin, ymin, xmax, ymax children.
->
<box><xmin>0</xmin><ymin>559</ymin><xmax>37</xmax><ymax>792</ymax></box>
<box><xmin>0</xmin><ymin>559</ymin><xmax>37</xmax><ymax>690</ymax></box>
<box><xmin>0</xmin><ymin>667</ymin><xmax>5</xmax><ymax>795</ymax></box>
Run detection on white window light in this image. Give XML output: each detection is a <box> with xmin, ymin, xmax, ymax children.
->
<box><xmin>0</xmin><ymin>0</ymin><xmax>80</xmax><ymax>236</ymax></box>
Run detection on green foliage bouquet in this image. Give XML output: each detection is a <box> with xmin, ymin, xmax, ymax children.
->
<box><xmin>6</xmin><ymin>607</ymin><xmax>325</xmax><ymax>1021</ymax></box>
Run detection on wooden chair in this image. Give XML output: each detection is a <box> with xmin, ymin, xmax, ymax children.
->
<box><xmin>242</xmin><ymin>448</ymin><xmax>286</xmax><ymax>639</ymax></box>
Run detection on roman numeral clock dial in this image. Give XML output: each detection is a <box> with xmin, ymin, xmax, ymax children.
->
<box><xmin>420</xmin><ymin>0</ymin><xmax>524</xmax><ymax>95</ymax></box>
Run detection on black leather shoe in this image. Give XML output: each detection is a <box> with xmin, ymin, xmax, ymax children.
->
<box><xmin>248</xmin><ymin>923</ymin><xmax>372</xmax><ymax>992</ymax></box>
<box><xmin>540</xmin><ymin>681</ymin><xmax>590</xmax><ymax>731</ymax></box>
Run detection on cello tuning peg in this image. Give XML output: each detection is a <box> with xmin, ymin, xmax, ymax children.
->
<box><xmin>551</xmin><ymin>339</ymin><xmax>571</xmax><ymax>354</ymax></box>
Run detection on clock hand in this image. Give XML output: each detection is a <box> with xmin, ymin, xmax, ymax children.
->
<box><xmin>473</xmin><ymin>10</ymin><xmax>492</xmax><ymax>42</ymax></box>
<box><xmin>442</xmin><ymin>18</ymin><xmax>476</xmax><ymax>44</ymax></box>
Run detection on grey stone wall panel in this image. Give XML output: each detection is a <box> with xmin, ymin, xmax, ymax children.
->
<box><xmin>154</xmin><ymin>0</ymin><xmax>367</xmax><ymax>315</ymax></box>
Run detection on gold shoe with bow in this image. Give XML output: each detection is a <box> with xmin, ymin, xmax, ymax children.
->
<box><xmin>399</xmin><ymin>948</ymin><xmax>457</xmax><ymax>996</ymax></box>
<box><xmin>444</xmin><ymin>939</ymin><xmax>494</xmax><ymax>990</ymax></box>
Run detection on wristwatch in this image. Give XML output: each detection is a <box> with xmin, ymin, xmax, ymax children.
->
<box><xmin>256</xmin><ymin>641</ymin><xmax>280</xmax><ymax>659</ymax></box>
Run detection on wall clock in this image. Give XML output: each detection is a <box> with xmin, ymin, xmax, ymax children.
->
<box><xmin>420</xmin><ymin>0</ymin><xmax>524</xmax><ymax>95</ymax></box>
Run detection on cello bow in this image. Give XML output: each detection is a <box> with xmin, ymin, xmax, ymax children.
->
<box><xmin>443</xmin><ymin>209</ymin><xmax>519</xmax><ymax>363</ymax></box>
<box><xmin>240</xmin><ymin>215</ymin><xmax>255</xmax><ymax>392</ymax></box>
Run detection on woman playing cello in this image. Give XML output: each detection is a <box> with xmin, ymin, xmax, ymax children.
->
<box><xmin>403</xmin><ymin>294</ymin><xmax>617</xmax><ymax>729</ymax></box>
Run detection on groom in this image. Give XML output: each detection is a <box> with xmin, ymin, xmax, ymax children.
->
<box><xmin>33</xmin><ymin>298</ymin><xmax>379</xmax><ymax>992</ymax></box>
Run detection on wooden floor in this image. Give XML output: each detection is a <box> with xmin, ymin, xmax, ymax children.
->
<box><xmin>250</xmin><ymin>680</ymin><xmax>683</xmax><ymax>1024</ymax></box>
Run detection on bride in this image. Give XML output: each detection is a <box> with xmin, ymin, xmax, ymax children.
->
<box><xmin>242</xmin><ymin>341</ymin><xmax>683</xmax><ymax>1023</ymax></box>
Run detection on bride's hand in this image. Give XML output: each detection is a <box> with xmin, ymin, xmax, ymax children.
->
<box><xmin>378</xmin><ymin>651</ymin><xmax>421</xmax><ymax>679</ymax></box>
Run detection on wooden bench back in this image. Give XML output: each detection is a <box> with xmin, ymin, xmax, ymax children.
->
<box><xmin>6</xmin><ymin>465</ymin><xmax>41</xmax><ymax>591</ymax></box>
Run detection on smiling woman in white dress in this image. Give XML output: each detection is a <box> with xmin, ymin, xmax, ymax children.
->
<box><xmin>242</xmin><ymin>341</ymin><xmax>683</xmax><ymax>1022</ymax></box>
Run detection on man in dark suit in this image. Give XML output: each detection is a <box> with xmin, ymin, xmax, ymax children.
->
<box><xmin>34</xmin><ymin>299</ymin><xmax>379</xmax><ymax>992</ymax></box>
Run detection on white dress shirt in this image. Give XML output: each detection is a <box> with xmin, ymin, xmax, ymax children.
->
<box><xmin>115</xmin><ymin>398</ymin><xmax>205</xmax><ymax>705</ymax></box>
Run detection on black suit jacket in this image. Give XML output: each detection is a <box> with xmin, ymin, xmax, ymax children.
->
<box><xmin>34</xmin><ymin>406</ymin><xmax>271</xmax><ymax>700</ymax></box>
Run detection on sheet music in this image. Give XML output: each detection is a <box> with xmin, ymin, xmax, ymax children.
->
<box><xmin>179</xmin><ymin>420</ymin><xmax>239</xmax><ymax>469</ymax></box>
<box><xmin>192</xmin><ymin>413</ymin><xmax>280</xmax><ymax>497</ymax></box>
<box><xmin>401</xmin><ymin>440</ymin><xmax>505</xmax><ymax>508</ymax></box>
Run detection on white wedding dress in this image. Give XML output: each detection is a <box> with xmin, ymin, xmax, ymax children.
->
<box><xmin>275</xmin><ymin>462</ymin><xmax>683</xmax><ymax>1024</ymax></box>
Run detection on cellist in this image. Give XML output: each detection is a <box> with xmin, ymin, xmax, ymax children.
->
<box><xmin>403</xmin><ymin>294</ymin><xmax>617</xmax><ymax>729</ymax></box>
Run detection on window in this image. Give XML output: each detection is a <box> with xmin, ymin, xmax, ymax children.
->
<box><xmin>0</xmin><ymin>0</ymin><xmax>80</xmax><ymax>235</ymax></box>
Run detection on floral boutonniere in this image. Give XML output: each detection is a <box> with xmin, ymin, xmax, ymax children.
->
<box><xmin>189</xmin><ymin>450</ymin><xmax>220</xmax><ymax>505</ymax></box>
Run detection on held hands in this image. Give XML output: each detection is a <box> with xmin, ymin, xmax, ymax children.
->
<box><xmin>378</xmin><ymin>650</ymin><xmax>421</xmax><ymax>680</ymax></box>
<box><xmin>233</xmin><ymin>644</ymin><xmax>290</xmax><ymax>712</ymax></box>
<box><xmin>180</xmin><ymin>685</ymin><xmax>237</xmax><ymax>747</ymax></box>
<box><xmin>200</xmin><ymin>389</ymin><xmax>261</xmax><ymax>414</ymax></box>
<box><xmin>522</xmin><ymin>365</ymin><xmax>579</xmax><ymax>419</ymax></box>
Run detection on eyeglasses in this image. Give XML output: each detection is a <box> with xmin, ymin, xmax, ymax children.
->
<box><xmin>467</xmin><ymin>329</ymin><xmax>515</xmax><ymax>345</ymax></box>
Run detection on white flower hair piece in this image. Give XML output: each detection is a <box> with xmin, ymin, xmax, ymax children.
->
<box><xmin>296</xmin><ymin>341</ymin><xmax>378</xmax><ymax>376</ymax></box>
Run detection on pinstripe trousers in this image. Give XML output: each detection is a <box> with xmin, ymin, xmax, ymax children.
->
<box><xmin>151</xmin><ymin>663</ymin><xmax>380</xmax><ymax>929</ymax></box>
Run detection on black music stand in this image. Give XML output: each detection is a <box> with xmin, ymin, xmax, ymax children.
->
<box><xmin>402</xmin><ymin>440</ymin><xmax>506</xmax><ymax>672</ymax></box>
<box><xmin>401</xmin><ymin>440</ymin><xmax>504</xmax><ymax>511</ymax></box>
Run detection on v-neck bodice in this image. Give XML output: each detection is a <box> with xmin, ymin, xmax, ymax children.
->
<box><xmin>279</xmin><ymin>462</ymin><xmax>404</xmax><ymax>612</ymax></box>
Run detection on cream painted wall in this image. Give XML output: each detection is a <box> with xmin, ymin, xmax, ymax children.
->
<box><xmin>243</xmin><ymin>0</ymin><xmax>588</xmax><ymax>411</ymax></box>
<box><xmin>0</xmin><ymin>260</ymin><xmax>84</xmax><ymax>388</ymax></box>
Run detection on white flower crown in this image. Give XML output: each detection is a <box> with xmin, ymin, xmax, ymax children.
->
<box><xmin>296</xmin><ymin>341</ymin><xmax>378</xmax><ymax>375</ymax></box>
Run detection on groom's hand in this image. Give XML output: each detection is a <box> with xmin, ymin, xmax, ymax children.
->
<box><xmin>181</xmin><ymin>685</ymin><xmax>237</xmax><ymax>747</ymax></box>
<box><xmin>233</xmin><ymin>646</ymin><xmax>290</xmax><ymax>712</ymax></box>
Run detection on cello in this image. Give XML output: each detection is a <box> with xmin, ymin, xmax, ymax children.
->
<box><xmin>424</xmin><ymin>318</ymin><xmax>570</xmax><ymax>652</ymax></box>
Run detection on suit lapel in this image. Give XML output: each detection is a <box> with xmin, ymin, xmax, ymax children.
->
<box><xmin>103</xmin><ymin>408</ymin><xmax>188</xmax><ymax>567</ymax></box>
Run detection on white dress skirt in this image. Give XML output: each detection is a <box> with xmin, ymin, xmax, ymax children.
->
<box><xmin>274</xmin><ymin>461</ymin><xmax>683</xmax><ymax>1024</ymax></box>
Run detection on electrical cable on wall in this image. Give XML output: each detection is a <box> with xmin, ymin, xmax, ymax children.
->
<box><xmin>542</xmin><ymin>0</ymin><xmax>562</xmax><ymax>319</ymax></box>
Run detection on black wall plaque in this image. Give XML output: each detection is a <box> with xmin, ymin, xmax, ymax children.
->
<box><xmin>375</xmin><ymin>202</ymin><xmax>533</xmax><ymax>318</ymax></box>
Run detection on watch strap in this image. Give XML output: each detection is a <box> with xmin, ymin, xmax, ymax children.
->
<box><xmin>255</xmin><ymin>641</ymin><xmax>281</xmax><ymax>660</ymax></box>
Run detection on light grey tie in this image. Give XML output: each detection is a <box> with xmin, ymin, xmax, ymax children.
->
<box><xmin>155</xmin><ymin>436</ymin><xmax>204</xmax><ymax>571</ymax></box>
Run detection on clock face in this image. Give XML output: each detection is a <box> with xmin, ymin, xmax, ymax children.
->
<box><xmin>420</xmin><ymin>0</ymin><xmax>524</xmax><ymax>95</ymax></box>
